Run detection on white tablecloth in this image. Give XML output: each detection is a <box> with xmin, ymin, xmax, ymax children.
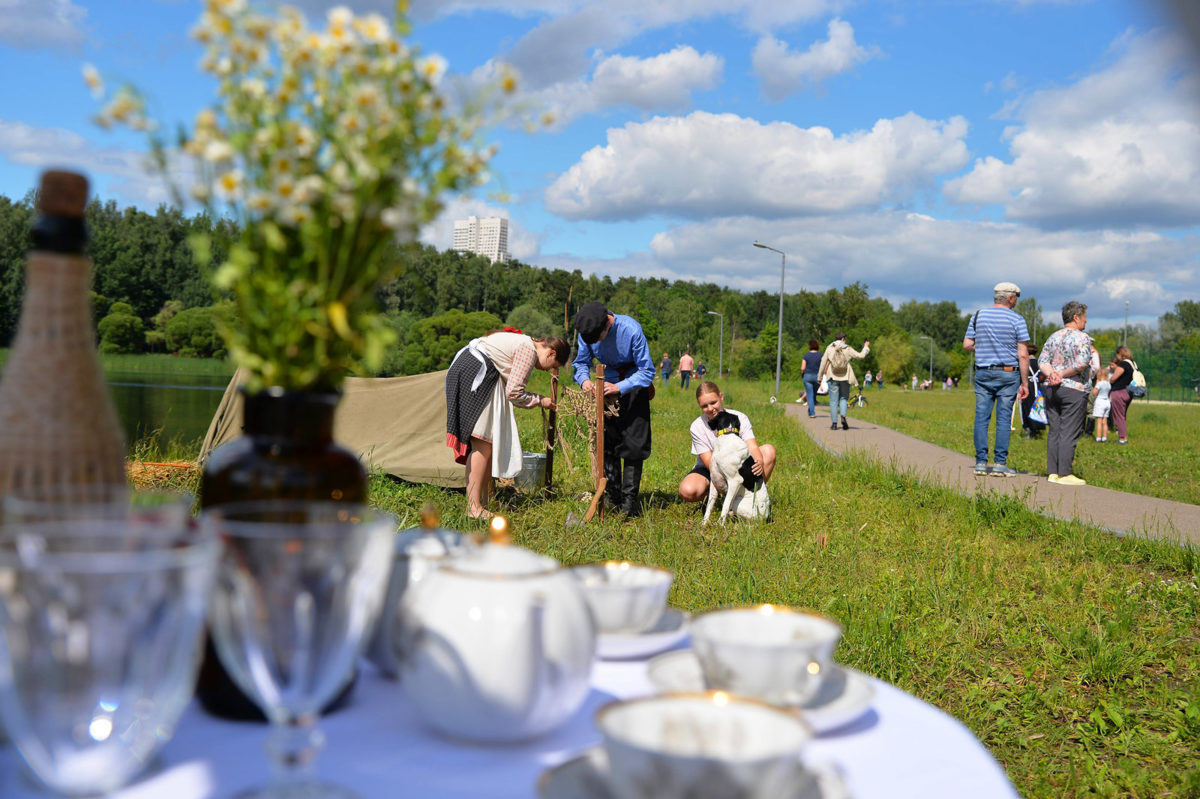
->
<box><xmin>0</xmin><ymin>658</ymin><xmax>1018</xmax><ymax>798</ymax></box>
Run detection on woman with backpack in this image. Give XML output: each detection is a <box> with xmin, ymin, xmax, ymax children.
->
<box><xmin>1107</xmin><ymin>345</ymin><xmax>1136</xmax><ymax>445</ymax></box>
<box><xmin>818</xmin><ymin>333</ymin><xmax>869</xmax><ymax>430</ymax></box>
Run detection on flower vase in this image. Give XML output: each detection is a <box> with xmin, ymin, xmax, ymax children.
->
<box><xmin>196</xmin><ymin>387</ymin><xmax>367</xmax><ymax>721</ymax></box>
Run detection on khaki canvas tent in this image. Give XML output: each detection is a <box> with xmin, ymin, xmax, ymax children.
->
<box><xmin>199</xmin><ymin>369</ymin><xmax>466</xmax><ymax>488</ymax></box>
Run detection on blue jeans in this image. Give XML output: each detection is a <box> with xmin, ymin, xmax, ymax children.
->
<box><xmin>973</xmin><ymin>370</ymin><xmax>1021</xmax><ymax>465</ymax></box>
<box><xmin>829</xmin><ymin>380</ymin><xmax>850</xmax><ymax>422</ymax></box>
<box><xmin>803</xmin><ymin>377</ymin><xmax>819</xmax><ymax>415</ymax></box>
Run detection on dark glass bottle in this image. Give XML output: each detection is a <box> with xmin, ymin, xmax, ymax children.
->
<box><xmin>196</xmin><ymin>387</ymin><xmax>367</xmax><ymax>720</ymax></box>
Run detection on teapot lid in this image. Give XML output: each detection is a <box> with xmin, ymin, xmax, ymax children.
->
<box><xmin>449</xmin><ymin>540</ymin><xmax>560</xmax><ymax>578</ymax></box>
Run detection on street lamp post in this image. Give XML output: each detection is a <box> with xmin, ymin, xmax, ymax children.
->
<box><xmin>1124</xmin><ymin>301</ymin><xmax>1129</xmax><ymax>348</ymax></box>
<box><xmin>752</xmin><ymin>241</ymin><xmax>787</xmax><ymax>399</ymax></box>
<box><xmin>919</xmin><ymin>335</ymin><xmax>933</xmax><ymax>385</ymax></box>
<box><xmin>706</xmin><ymin>310</ymin><xmax>724</xmax><ymax>378</ymax></box>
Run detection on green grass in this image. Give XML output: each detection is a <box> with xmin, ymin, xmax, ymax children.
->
<box><xmin>0</xmin><ymin>348</ymin><xmax>235</xmax><ymax>377</ymax></box>
<box><xmin>367</xmin><ymin>375</ymin><xmax>1200</xmax><ymax>798</ymax></box>
<box><xmin>845</xmin><ymin>388</ymin><xmax>1200</xmax><ymax>505</ymax></box>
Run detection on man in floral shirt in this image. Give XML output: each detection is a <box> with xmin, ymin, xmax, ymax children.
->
<box><xmin>1037</xmin><ymin>301</ymin><xmax>1093</xmax><ymax>485</ymax></box>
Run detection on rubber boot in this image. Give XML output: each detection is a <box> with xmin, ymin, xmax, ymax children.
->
<box><xmin>619</xmin><ymin>459</ymin><xmax>644</xmax><ymax>519</ymax></box>
<box><xmin>603</xmin><ymin>455</ymin><xmax>624</xmax><ymax>511</ymax></box>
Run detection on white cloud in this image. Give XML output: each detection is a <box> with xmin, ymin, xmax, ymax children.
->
<box><xmin>506</xmin><ymin>46</ymin><xmax>723</xmax><ymax>127</ymax></box>
<box><xmin>591</xmin><ymin>47</ymin><xmax>723</xmax><ymax>110</ymax></box>
<box><xmin>752</xmin><ymin>19</ymin><xmax>877</xmax><ymax>101</ymax></box>
<box><xmin>0</xmin><ymin>0</ymin><xmax>87</xmax><ymax>51</ymax></box>
<box><xmin>0</xmin><ymin>120</ymin><xmax>181</xmax><ymax>209</ymax></box>
<box><xmin>545</xmin><ymin>111</ymin><xmax>969</xmax><ymax>220</ymax></box>
<box><xmin>545</xmin><ymin>211</ymin><xmax>1197</xmax><ymax>324</ymax></box>
<box><xmin>945</xmin><ymin>31</ymin><xmax>1200</xmax><ymax>229</ymax></box>
<box><xmin>465</xmin><ymin>0</ymin><xmax>840</xmax><ymax>93</ymax></box>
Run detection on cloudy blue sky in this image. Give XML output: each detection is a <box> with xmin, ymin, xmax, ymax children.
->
<box><xmin>1</xmin><ymin>0</ymin><xmax>1197</xmax><ymax>329</ymax></box>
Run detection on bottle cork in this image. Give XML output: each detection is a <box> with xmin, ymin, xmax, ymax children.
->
<box><xmin>488</xmin><ymin>515</ymin><xmax>512</xmax><ymax>546</ymax></box>
<box><xmin>37</xmin><ymin>171</ymin><xmax>89</xmax><ymax>219</ymax></box>
<box><xmin>419</xmin><ymin>501</ymin><xmax>441</xmax><ymax>529</ymax></box>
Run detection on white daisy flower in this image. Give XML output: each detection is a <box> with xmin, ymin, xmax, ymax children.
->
<box><xmin>417</xmin><ymin>55</ymin><xmax>447</xmax><ymax>86</ymax></box>
<box><xmin>203</xmin><ymin>139</ymin><xmax>236</xmax><ymax>163</ymax></box>
<box><xmin>82</xmin><ymin>64</ymin><xmax>104</xmax><ymax>99</ymax></box>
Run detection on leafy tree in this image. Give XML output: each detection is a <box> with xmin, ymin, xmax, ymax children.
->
<box><xmin>146</xmin><ymin>299</ymin><xmax>184</xmax><ymax>351</ymax></box>
<box><xmin>0</xmin><ymin>193</ymin><xmax>33</xmax><ymax>346</ymax></box>
<box><xmin>875</xmin><ymin>331</ymin><xmax>915</xmax><ymax>385</ymax></box>
<box><xmin>896</xmin><ymin>299</ymin><xmax>967</xmax><ymax>350</ymax></box>
<box><xmin>401</xmin><ymin>309</ymin><xmax>502</xmax><ymax>374</ymax></box>
<box><xmin>97</xmin><ymin>302</ymin><xmax>144</xmax><ymax>354</ymax></box>
<box><xmin>505</xmin><ymin>304</ymin><xmax>557</xmax><ymax>338</ymax></box>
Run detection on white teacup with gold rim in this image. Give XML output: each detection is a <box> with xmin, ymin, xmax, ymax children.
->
<box><xmin>595</xmin><ymin>691</ymin><xmax>816</xmax><ymax>799</ymax></box>
<box><xmin>690</xmin><ymin>605</ymin><xmax>843</xmax><ymax>707</ymax></box>
<box><xmin>570</xmin><ymin>561</ymin><xmax>673</xmax><ymax>634</ymax></box>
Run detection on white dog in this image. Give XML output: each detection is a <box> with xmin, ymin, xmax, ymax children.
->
<box><xmin>703</xmin><ymin>416</ymin><xmax>770</xmax><ymax>525</ymax></box>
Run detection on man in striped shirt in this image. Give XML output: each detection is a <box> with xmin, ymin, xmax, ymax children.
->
<box><xmin>963</xmin><ymin>281</ymin><xmax>1030</xmax><ymax>477</ymax></box>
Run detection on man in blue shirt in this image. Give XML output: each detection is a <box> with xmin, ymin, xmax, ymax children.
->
<box><xmin>573</xmin><ymin>301</ymin><xmax>656</xmax><ymax>517</ymax></box>
<box><xmin>963</xmin><ymin>281</ymin><xmax>1030</xmax><ymax>477</ymax></box>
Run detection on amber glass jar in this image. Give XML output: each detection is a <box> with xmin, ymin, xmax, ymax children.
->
<box><xmin>196</xmin><ymin>388</ymin><xmax>367</xmax><ymax>720</ymax></box>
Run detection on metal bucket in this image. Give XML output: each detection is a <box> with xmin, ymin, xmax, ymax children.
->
<box><xmin>513</xmin><ymin>452</ymin><xmax>547</xmax><ymax>491</ymax></box>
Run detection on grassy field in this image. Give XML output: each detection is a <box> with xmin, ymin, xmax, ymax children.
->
<box><xmin>136</xmin><ymin>373</ymin><xmax>1200</xmax><ymax>797</ymax></box>
<box><xmin>844</xmin><ymin>386</ymin><xmax>1200</xmax><ymax>505</ymax></box>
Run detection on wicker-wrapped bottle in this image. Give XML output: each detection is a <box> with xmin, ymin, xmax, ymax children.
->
<box><xmin>0</xmin><ymin>171</ymin><xmax>125</xmax><ymax>508</ymax></box>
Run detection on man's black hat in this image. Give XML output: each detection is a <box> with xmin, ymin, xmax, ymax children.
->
<box><xmin>574</xmin><ymin>301</ymin><xmax>609</xmax><ymax>344</ymax></box>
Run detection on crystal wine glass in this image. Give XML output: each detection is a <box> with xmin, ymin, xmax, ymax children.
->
<box><xmin>0</xmin><ymin>520</ymin><xmax>219</xmax><ymax>795</ymax></box>
<box><xmin>203</xmin><ymin>501</ymin><xmax>395</xmax><ymax>799</ymax></box>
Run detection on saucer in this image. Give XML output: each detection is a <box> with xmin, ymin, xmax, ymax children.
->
<box><xmin>538</xmin><ymin>746</ymin><xmax>851</xmax><ymax>799</ymax></box>
<box><xmin>596</xmin><ymin>607</ymin><xmax>689</xmax><ymax>660</ymax></box>
<box><xmin>645</xmin><ymin>649</ymin><xmax>875</xmax><ymax>734</ymax></box>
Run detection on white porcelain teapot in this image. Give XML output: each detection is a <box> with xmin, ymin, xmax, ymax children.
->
<box><xmin>397</xmin><ymin>523</ymin><xmax>596</xmax><ymax>743</ymax></box>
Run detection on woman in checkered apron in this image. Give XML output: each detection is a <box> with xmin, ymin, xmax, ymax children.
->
<box><xmin>446</xmin><ymin>330</ymin><xmax>570</xmax><ymax>519</ymax></box>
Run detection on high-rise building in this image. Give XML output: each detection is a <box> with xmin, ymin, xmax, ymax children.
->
<box><xmin>452</xmin><ymin>216</ymin><xmax>509</xmax><ymax>263</ymax></box>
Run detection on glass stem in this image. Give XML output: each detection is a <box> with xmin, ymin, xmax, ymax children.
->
<box><xmin>266</xmin><ymin>712</ymin><xmax>325</xmax><ymax>788</ymax></box>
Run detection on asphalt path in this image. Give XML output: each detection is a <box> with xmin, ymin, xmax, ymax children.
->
<box><xmin>786</xmin><ymin>402</ymin><xmax>1200</xmax><ymax>546</ymax></box>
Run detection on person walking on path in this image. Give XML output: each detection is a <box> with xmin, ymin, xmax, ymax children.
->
<box><xmin>800</xmin><ymin>339</ymin><xmax>823</xmax><ymax>417</ymax></box>
<box><xmin>1038</xmin><ymin>301</ymin><xmax>1094</xmax><ymax>486</ymax></box>
<box><xmin>963</xmin><ymin>281</ymin><xmax>1030</xmax><ymax>477</ymax></box>
<box><xmin>678</xmin><ymin>351</ymin><xmax>695</xmax><ymax>389</ymax></box>
<box><xmin>573</xmin><ymin>301</ymin><xmax>657</xmax><ymax>518</ymax></box>
<box><xmin>1107</xmin><ymin>345</ymin><xmax>1136</xmax><ymax>445</ymax></box>
<box><xmin>818</xmin><ymin>333</ymin><xmax>869</xmax><ymax>430</ymax></box>
<box><xmin>660</xmin><ymin>352</ymin><xmax>673</xmax><ymax>386</ymax></box>
<box><xmin>445</xmin><ymin>329</ymin><xmax>570</xmax><ymax>518</ymax></box>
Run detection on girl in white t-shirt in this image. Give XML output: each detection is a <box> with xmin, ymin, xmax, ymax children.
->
<box><xmin>1092</xmin><ymin>367</ymin><xmax>1112</xmax><ymax>442</ymax></box>
<box><xmin>677</xmin><ymin>381</ymin><xmax>777</xmax><ymax>504</ymax></box>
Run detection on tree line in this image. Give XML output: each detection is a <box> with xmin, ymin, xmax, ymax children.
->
<box><xmin>1</xmin><ymin>193</ymin><xmax>1197</xmax><ymax>386</ymax></box>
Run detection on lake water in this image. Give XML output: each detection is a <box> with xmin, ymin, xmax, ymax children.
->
<box><xmin>107</xmin><ymin>370</ymin><xmax>231</xmax><ymax>457</ymax></box>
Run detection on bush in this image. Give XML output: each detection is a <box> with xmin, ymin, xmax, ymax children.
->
<box><xmin>165</xmin><ymin>305</ymin><xmax>229</xmax><ymax>357</ymax></box>
<box><xmin>97</xmin><ymin>303</ymin><xmax>144</xmax><ymax>354</ymax></box>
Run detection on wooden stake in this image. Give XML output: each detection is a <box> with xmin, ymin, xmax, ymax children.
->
<box><xmin>582</xmin><ymin>363</ymin><xmax>606</xmax><ymax>523</ymax></box>
<box><xmin>544</xmin><ymin>369</ymin><xmax>558</xmax><ymax>496</ymax></box>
